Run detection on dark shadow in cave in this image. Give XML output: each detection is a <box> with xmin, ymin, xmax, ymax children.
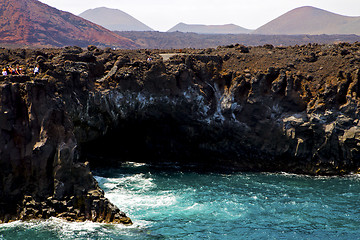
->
<box><xmin>79</xmin><ymin>116</ymin><xmax>230</xmax><ymax>171</ymax></box>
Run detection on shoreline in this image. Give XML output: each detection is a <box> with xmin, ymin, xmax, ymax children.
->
<box><xmin>1</xmin><ymin>43</ymin><xmax>360</xmax><ymax>222</ymax></box>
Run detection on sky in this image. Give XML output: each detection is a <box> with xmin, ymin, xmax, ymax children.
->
<box><xmin>38</xmin><ymin>0</ymin><xmax>360</xmax><ymax>32</ymax></box>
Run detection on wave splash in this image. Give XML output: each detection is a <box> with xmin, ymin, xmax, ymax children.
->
<box><xmin>1</xmin><ymin>163</ymin><xmax>360</xmax><ymax>239</ymax></box>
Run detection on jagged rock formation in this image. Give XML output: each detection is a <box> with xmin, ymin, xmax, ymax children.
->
<box><xmin>1</xmin><ymin>43</ymin><xmax>360</xmax><ymax>223</ymax></box>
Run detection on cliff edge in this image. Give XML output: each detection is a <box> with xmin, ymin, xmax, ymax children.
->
<box><xmin>0</xmin><ymin>43</ymin><xmax>360</xmax><ymax>222</ymax></box>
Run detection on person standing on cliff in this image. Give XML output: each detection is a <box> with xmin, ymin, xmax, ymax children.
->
<box><xmin>34</xmin><ymin>65</ymin><xmax>39</xmax><ymax>75</ymax></box>
<box><xmin>8</xmin><ymin>66</ymin><xmax>15</xmax><ymax>75</ymax></box>
<box><xmin>2</xmin><ymin>68</ymin><xmax>7</xmax><ymax>76</ymax></box>
<box><xmin>15</xmin><ymin>66</ymin><xmax>21</xmax><ymax>75</ymax></box>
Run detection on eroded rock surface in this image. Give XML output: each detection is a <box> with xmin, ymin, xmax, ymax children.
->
<box><xmin>1</xmin><ymin>43</ymin><xmax>360</xmax><ymax>222</ymax></box>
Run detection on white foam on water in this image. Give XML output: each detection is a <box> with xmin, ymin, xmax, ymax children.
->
<box><xmin>106</xmin><ymin>189</ymin><xmax>177</xmax><ymax>211</ymax></box>
<box><xmin>122</xmin><ymin>162</ymin><xmax>148</xmax><ymax>167</ymax></box>
<box><xmin>0</xmin><ymin>217</ymin><xmax>147</xmax><ymax>230</ymax></box>
<box><xmin>95</xmin><ymin>173</ymin><xmax>156</xmax><ymax>193</ymax></box>
<box><xmin>350</xmin><ymin>173</ymin><xmax>360</xmax><ymax>180</ymax></box>
<box><xmin>185</xmin><ymin>202</ymin><xmax>202</xmax><ymax>210</ymax></box>
<box><xmin>0</xmin><ymin>217</ymin><xmax>152</xmax><ymax>239</ymax></box>
<box><xmin>273</xmin><ymin>172</ymin><xmax>360</xmax><ymax>181</ymax></box>
<box><xmin>95</xmin><ymin>173</ymin><xmax>178</xmax><ymax>220</ymax></box>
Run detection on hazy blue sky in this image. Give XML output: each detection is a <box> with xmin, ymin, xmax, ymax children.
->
<box><xmin>39</xmin><ymin>0</ymin><xmax>360</xmax><ymax>31</ymax></box>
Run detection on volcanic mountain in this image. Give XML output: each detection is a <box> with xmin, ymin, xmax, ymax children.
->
<box><xmin>254</xmin><ymin>6</ymin><xmax>360</xmax><ymax>35</ymax></box>
<box><xmin>168</xmin><ymin>23</ymin><xmax>252</xmax><ymax>34</ymax></box>
<box><xmin>0</xmin><ymin>0</ymin><xmax>137</xmax><ymax>48</ymax></box>
<box><xmin>79</xmin><ymin>7</ymin><xmax>154</xmax><ymax>32</ymax></box>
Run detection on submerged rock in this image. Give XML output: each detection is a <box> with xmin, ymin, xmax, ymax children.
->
<box><xmin>0</xmin><ymin>44</ymin><xmax>360</xmax><ymax>223</ymax></box>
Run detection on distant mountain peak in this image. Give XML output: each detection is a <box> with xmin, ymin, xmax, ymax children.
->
<box><xmin>167</xmin><ymin>22</ymin><xmax>251</xmax><ymax>34</ymax></box>
<box><xmin>254</xmin><ymin>6</ymin><xmax>360</xmax><ymax>35</ymax></box>
<box><xmin>79</xmin><ymin>7</ymin><xmax>154</xmax><ymax>32</ymax></box>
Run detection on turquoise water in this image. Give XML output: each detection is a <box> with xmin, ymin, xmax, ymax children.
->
<box><xmin>1</xmin><ymin>162</ymin><xmax>359</xmax><ymax>239</ymax></box>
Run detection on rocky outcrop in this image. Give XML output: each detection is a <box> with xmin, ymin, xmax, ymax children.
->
<box><xmin>1</xmin><ymin>43</ymin><xmax>360</xmax><ymax>222</ymax></box>
<box><xmin>0</xmin><ymin>46</ymin><xmax>133</xmax><ymax>223</ymax></box>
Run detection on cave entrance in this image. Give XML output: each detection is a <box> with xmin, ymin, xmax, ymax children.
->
<box><xmin>79</xmin><ymin>117</ymin><xmax>218</xmax><ymax>170</ymax></box>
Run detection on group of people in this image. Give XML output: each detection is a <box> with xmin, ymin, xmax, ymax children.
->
<box><xmin>2</xmin><ymin>65</ymin><xmax>40</xmax><ymax>76</ymax></box>
<box><xmin>2</xmin><ymin>66</ymin><xmax>23</xmax><ymax>76</ymax></box>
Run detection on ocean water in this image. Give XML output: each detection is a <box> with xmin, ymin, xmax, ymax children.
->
<box><xmin>0</xmin><ymin>162</ymin><xmax>359</xmax><ymax>240</ymax></box>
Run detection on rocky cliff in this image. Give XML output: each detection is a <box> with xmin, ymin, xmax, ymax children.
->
<box><xmin>0</xmin><ymin>43</ymin><xmax>360</xmax><ymax>223</ymax></box>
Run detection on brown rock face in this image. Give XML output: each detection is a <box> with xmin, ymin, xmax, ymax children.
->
<box><xmin>0</xmin><ymin>0</ymin><xmax>137</xmax><ymax>48</ymax></box>
<box><xmin>0</xmin><ymin>43</ymin><xmax>360</xmax><ymax>223</ymax></box>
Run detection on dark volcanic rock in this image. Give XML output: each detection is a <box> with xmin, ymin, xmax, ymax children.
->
<box><xmin>1</xmin><ymin>44</ymin><xmax>360</xmax><ymax>223</ymax></box>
